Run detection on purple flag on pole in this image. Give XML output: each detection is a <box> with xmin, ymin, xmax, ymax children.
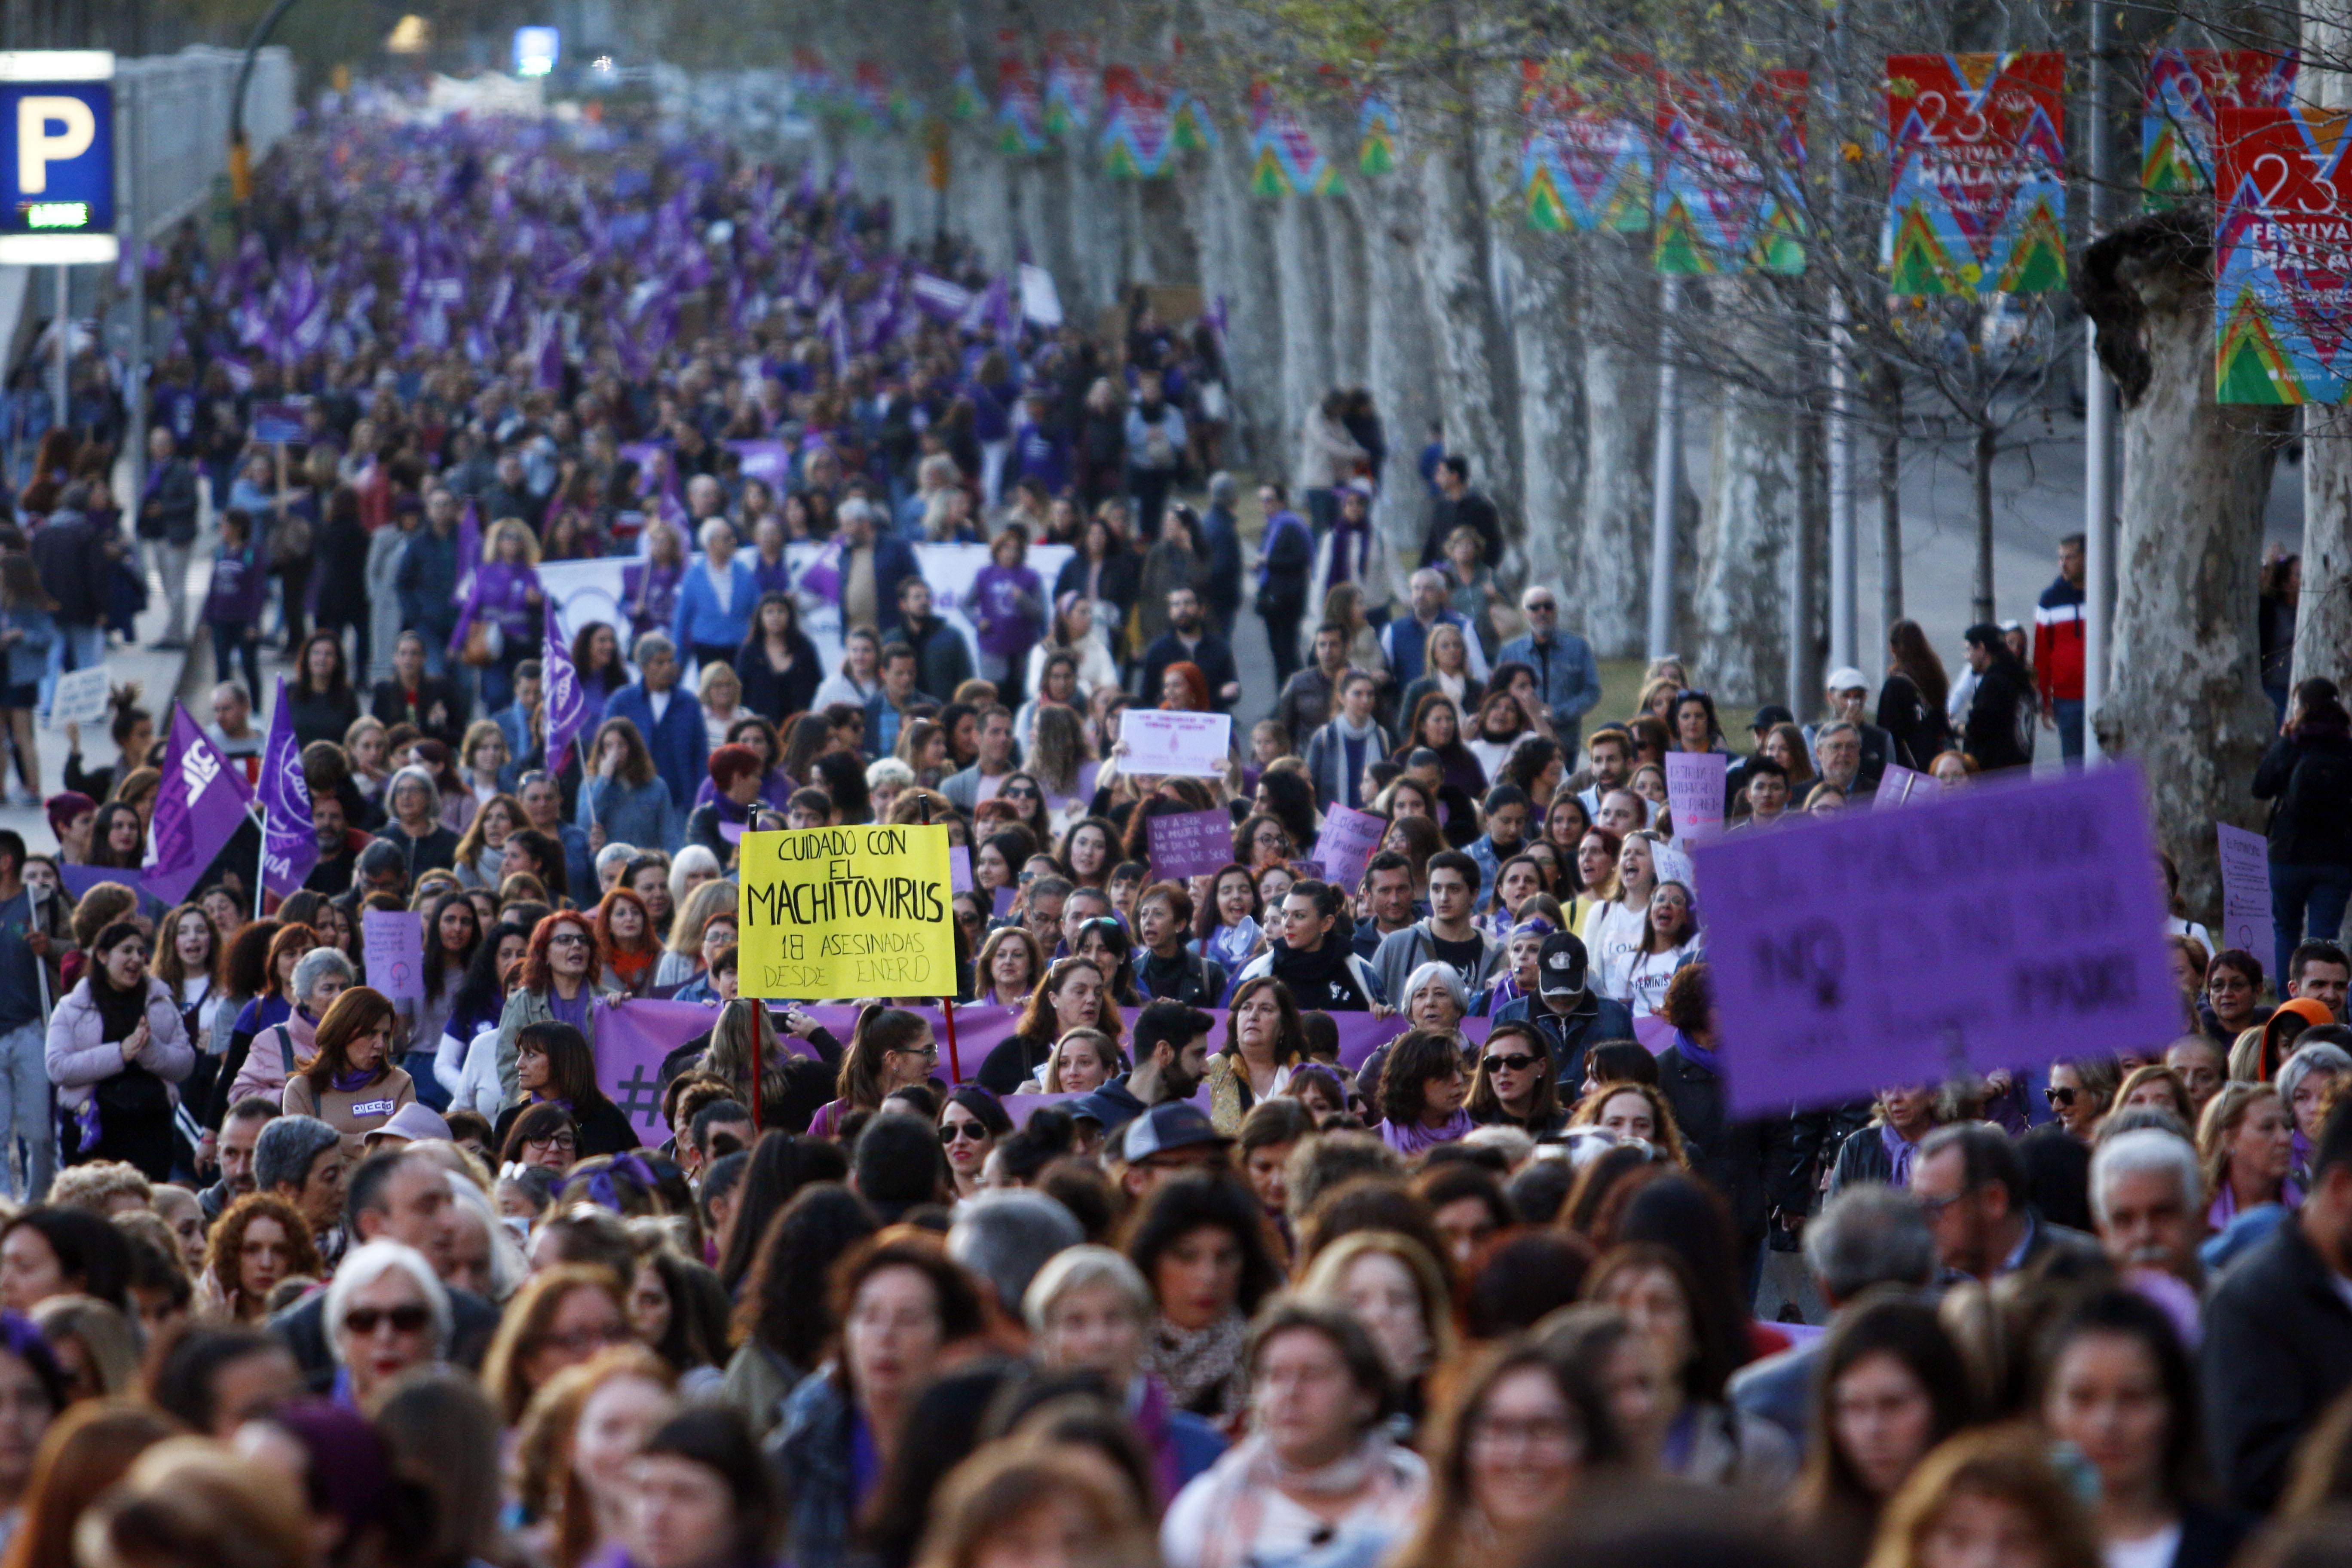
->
<box><xmin>143</xmin><ymin>704</ymin><xmax>256</xmax><ymax>908</ymax></box>
<box><xmin>257</xmin><ymin>676</ymin><xmax>319</xmax><ymax>897</ymax></box>
<box><xmin>543</xmin><ymin>600</ymin><xmax>586</xmax><ymax>772</ymax></box>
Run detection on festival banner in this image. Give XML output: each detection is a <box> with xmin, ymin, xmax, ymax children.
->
<box><xmin>1654</xmin><ymin>69</ymin><xmax>1806</xmax><ymax>276</ymax></box>
<box><xmin>1358</xmin><ymin>92</ymin><xmax>1399</xmax><ymax>176</ymax></box>
<box><xmin>1170</xmin><ymin>87</ymin><xmax>1219</xmax><ymax>153</ymax></box>
<box><xmin>1522</xmin><ymin>58</ymin><xmax>1652</xmax><ymax>234</ymax></box>
<box><xmin>997</xmin><ymin>33</ymin><xmax>1047</xmax><ymax>156</ymax></box>
<box><xmin>1884</xmin><ymin>53</ymin><xmax>2067</xmax><ymax>294</ymax></box>
<box><xmin>1250</xmin><ymin>82</ymin><xmax>1341</xmax><ymax>197</ymax></box>
<box><xmin>1043</xmin><ymin>33</ymin><xmax>1100</xmax><ymax>139</ymax></box>
<box><xmin>256</xmin><ymin>676</ymin><xmax>318</xmax><ymax>897</ymax></box>
<box><xmin>2214</xmin><ymin>103</ymin><xmax>2352</xmax><ymax>405</ymax></box>
<box><xmin>2143</xmin><ymin>50</ymin><xmax>2296</xmax><ymax>207</ymax></box>
<box><xmin>949</xmin><ymin>64</ymin><xmax>988</xmax><ymax>122</ymax></box>
<box><xmin>738</xmin><ymin>825</ymin><xmax>958</xmax><ymax>1000</ymax></box>
<box><xmin>1102</xmin><ymin>65</ymin><xmax>1174</xmax><ymax>179</ymax></box>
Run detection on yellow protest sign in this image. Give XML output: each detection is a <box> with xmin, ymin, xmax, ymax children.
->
<box><xmin>737</xmin><ymin>824</ymin><xmax>956</xmax><ymax>998</ymax></box>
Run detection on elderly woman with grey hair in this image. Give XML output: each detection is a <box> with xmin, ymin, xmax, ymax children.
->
<box><xmin>378</xmin><ymin>764</ymin><xmax>462</xmax><ymax>880</ymax></box>
<box><xmin>224</xmin><ymin>946</ymin><xmax>357</xmax><ymax>1108</ymax></box>
<box><xmin>1024</xmin><ymin>1243</ymin><xmax>1227</xmax><ymax>1504</ymax></box>
<box><xmin>2278</xmin><ymin>1039</ymin><xmax>2352</xmax><ymax>1190</ymax></box>
<box><xmin>325</xmin><ymin>1239</ymin><xmax>452</xmax><ymax>1413</ymax></box>
<box><xmin>1400</xmin><ymin>961</ymin><xmax>1470</xmax><ymax>1036</ymax></box>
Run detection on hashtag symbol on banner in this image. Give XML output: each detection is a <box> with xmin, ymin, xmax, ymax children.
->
<box><xmin>616</xmin><ymin>1066</ymin><xmax>663</xmax><ymax>1128</ymax></box>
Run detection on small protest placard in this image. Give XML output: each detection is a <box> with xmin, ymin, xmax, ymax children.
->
<box><xmin>1695</xmin><ymin>765</ymin><xmax>2181</xmax><ymax>1116</ymax></box>
<box><xmin>1664</xmin><ymin>752</ymin><xmax>1727</xmax><ymax>840</ymax></box>
<box><xmin>1148</xmin><ymin>808</ymin><xmax>1234</xmax><ymax>881</ymax></box>
<box><xmin>46</xmin><ymin>666</ymin><xmax>110</xmax><ymax>730</ymax></box>
<box><xmin>362</xmin><ymin>909</ymin><xmax>426</xmax><ymax>1000</ymax></box>
<box><xmin>251</xmin><ymin>402</ymin><xmax>308</xmax><ymax>445</ymax></box>
<box><xmin>1316</xmin><ymin>805</ymin><xmax>1388</xmax><ymax>891</ymax></box>
<box><xmin>2217</xmin><ymin>822</ymin><xmax>2274</xmax><ymax>961</ymax></box>
<box><xmin>1875</xmin><ymin>766</ymin><xmax>1941</xmax><ymax>809</ymax></box>
<box><xmin>1121</xmin><ymin>711</ymin><xmax>1231</xmax><ymax>778</ymax></box>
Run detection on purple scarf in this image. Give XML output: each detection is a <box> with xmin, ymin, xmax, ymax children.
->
<box><xmin>1880</xmin><ymin>1121</ymin><xmax>1919</xmax><ymax>1188</ymax></box>
<box><xmin>1381</xmin><ymin>1108</ymin><xmax>1473</xmax><ymax>1156</ymax></box>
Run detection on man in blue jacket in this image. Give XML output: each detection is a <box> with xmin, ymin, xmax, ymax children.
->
<box><xmin>395</xmin><ymin>490</ymin><xmax>462</xmax><ymax>677</ymax></box>
<box><xmin>1496</xmin><ymin>586</ymin><xmax>1603</xmax><ymax>758</ymax></box>
<box><xmin>1199</xmin><ymin>473</ymin><xmax>1246</xmax><ymax>637</ymax></box>
<box><xmin>602</xmin><ymin>634</ymin><xmax>708</xmax><ymax>819</ymax></box>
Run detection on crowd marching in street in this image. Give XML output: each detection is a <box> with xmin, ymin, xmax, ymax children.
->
<box><xmin>0</xmin><ymin>85</ymin><xmax>2340</xmax><ymax>1568</ymax></box>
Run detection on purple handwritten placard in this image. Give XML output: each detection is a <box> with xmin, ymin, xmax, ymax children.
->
<box><xmin>1148</xmin><ymin>808</ymin><xmax>1234</xmax><ymax>882</ymax></box>
<box><xmin>1693</xmin><ymin>764</ymin><xmax>2183</xmax><ymax>1117</ymax></box>
<box><xmin>1315</xmin><ymin>805</ymin><xmax>1387</xmax><ymax>892</ymax></box>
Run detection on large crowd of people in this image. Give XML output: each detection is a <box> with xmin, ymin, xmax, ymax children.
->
<box><xmin>0</xmin><ymin>87</ymin><xmax>2340</xmax><ymax>1568</ymax></box>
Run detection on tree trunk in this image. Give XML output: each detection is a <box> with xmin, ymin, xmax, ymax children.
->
<box><xmin>1181</xmin><ymin>132</ymin><xmax>1284</xmax><ymax>471</ymax></box>
<box><xmin>1415</xmin><ymin>103</ymin><xmax>1521</xmax><ymax>519</ymax></box>
<box><xmin>1499</xmin><ymin>230</ymin><xmax>1584</xmax><ymax>596</ymax></box>
<box><xmin>1274</xmin><ymin>194</ymin><xmax>1335</xmax><ymax>492</ymax></box>
<box><xmin>1578</xmin><ymin>233</ymin><xmax>1657</xmax><ymax>656</ymax></box>
<box><xmin>1972</xmin><ymin>421</ymin><xmax>1997</xmax><ymax>627</ymax></box>
<box><xmin>1323</xmin><ymin>197</ymin><xmax>1370</xmax><ymax>391</ymax></box>
<box><xmin>1063</xmin><ymin>153</ymin><xmax>1123</xmax><ymax>316</ymax></box>
<box><xmin>1344</xmin><ymin>173</ymin><xmax>1444</xmax><ymax>602</ymax></box>
<box><xmin>1139</xmin><ymin>180</ymin><xmax>1198</xmax><ymax>284</ymax></box>
<box><xmin>1693</xmin><ymin>315</ymin><xmax>1799</xmax><ymax>704</ymax></box>
<box><xmin>2082</xmin><ymin>211</ymin><xmax>2288</xmax><ymax>917</ymax></box>
<box><xmin>2298</xmin><ymin>408</ymin><xmax>2352</xmax><ymax>692</ymax></box>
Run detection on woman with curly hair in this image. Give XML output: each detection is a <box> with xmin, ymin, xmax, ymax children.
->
<box><xmin>1231</xmin><ymin>812</ymin><xmax>1293</xmax><ymax>872</ymax></box>
<box><xmin>591</xmin><ymin>888</ymin><xmax>661</xmax><ymax>998</ymax></box>
<box><xmin>200</xmin><ymin>1193</ymin><xmax>322</xmax><ymax>1324</ymax></box>
<box><xmin>1126</xmin><ymin>1173</ymin><xmax>1286</xmax><ymax>1424</ymax></box>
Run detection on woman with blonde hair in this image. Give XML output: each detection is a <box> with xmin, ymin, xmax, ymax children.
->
<box><xmin>1587</xmin><ymin>829</ymin><xmax>1663</xmax><ymax>1001</ymax></box>
<box><xmin>697</xmin><ymin>661</ymin><xmax>747</xmax><ymax>755</ymax></box>
<box><xmin>451</xmin><ymin>516</ymin><xmax>546</xmax><ymax>717</ymax></box>
<box><xmin>1298</xmin><ymin>1230</ymin><xmax>1458</xmax><ymax>1427</ymax></box>
<box><xmin>1864</xmin><ymin>1425</ymin><xmax>2101</xmax><ymax>1568</ymax></box>
<box><xmin>2199</xmin><ymin>1080</ymin><xmax>2296</xmax><ymax>1228</ymax></box>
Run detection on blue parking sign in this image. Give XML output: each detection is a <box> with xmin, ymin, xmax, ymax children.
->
<box><xmin>0</xmin><ymin>53</ymin><xmax>113</xmax><ymax>264</ymax></box>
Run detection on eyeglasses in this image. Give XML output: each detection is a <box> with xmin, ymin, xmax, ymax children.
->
<box><xmin>526</xmin><ymin>1133</ymin><xmax>578</xmax><ymax>1154</ymax></box>
<box><xmin>548</xmin><ymin>932</ymin><xmax>591</xmax><ymax>948</ymax></box>
<box><xmin>344</xmin><ymin>1304</ymin><xmax>431</xmax><ymax>1336</ymax></box>
<box><xmin>540</xmin><ymin>1324</ymin><xmax>631</xmax><ymax>1355</ymax></box>
<box><xmin>940</xmin><ymin>1121</ymin><xmax>989</xmax><ymax>1144</ymax></box>
<box><xmin>889</xmin><ymin>1043</ymin><xmax>940</xmax><ymax>1060</ymax></box>
<box><xmin>2045</xmin><ymin>1085</ymin><xmax>2077</xmax><ymax>1108</ymax></box>
<box><xmin>1482</xmin><ymin>1053</ymin><xmax>1541</xmax><ymax>1074</ymax></box>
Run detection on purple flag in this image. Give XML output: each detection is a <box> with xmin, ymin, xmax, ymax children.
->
<box><xmin>143</xmin><ymin>704</ymin><xmax>257</xmax><ymax>907</ymax></box>
<box><xmin>453</xmin><ymin>498</ymin><xmax>481</xmax><ymax>605</ymax></box>
<box><xmin>257</xmin><ymin>676</ymin><xmax>318</xmax><ymax>897</ymax></box>
<box><xmin>543</xmin><ymin>600</ymin><xmax>586</xmax><ymax>772</ymax></box>
<box><xmin>532</xmin><ymin>310</ymin><xmax>565</xmax><ymax>391</ymax></box>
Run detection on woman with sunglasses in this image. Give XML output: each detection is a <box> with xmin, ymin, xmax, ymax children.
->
<box><xmin>991</xmin><ymin>771</ymin><xmax>1057</xmax><ymax>851</ymax></box>
<box><xmin>2043</xmin><ymin>1056</ymin><xmax>2120</xmax><ymax>1144</ymax></box>
<box><xmin>936</xmin><ymin>1087</ymin><xmax>1012</xmax><ymax>1200</ymax></box>
<box><xmin>1467</xmin><ymin>1020</ymin><xmax>1563</xmax><ymax>1133</ymax></box>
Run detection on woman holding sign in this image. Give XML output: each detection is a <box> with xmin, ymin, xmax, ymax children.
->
<box><xmin>281</xmin><ymin>986</ymin><xmax>414</xmax><ymax>1157</ymax></box>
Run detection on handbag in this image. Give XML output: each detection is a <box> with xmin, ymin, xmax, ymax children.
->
<box><xmin>459</xmin><ymin>619</ymin><xmax>503</xmax><ymax>668</ymax></box>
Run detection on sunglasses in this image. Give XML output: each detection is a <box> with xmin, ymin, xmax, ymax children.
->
<box><xmin>344</xmin><ymin>1304</ymin><xmax>430</xmax><ymax>1335</ymax></box>
<box><xmin>1003</xmin><ymin>786</ymin><xmax>1041</xmax><ymax>800</ymax></box>
<box><xmin>1482</xmin><ymin>1053</ymin><xmax>1541</xmax><ymax>1074</ymax></box>
<box><xmin>940</xmin><ymin>1121</ymin><xmax>989</xmax><ymax>1144</ymax></box>
<box><xmin>2044</xmin><ymin>1085</ymin><xmax>2078</xmax><ymax>1107</ymax></box>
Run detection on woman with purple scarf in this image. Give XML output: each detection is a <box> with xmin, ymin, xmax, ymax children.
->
<box><xmin>626</xmin><ymin>521</ymin><xmax>689</xmax><ymax>643</ymax></box>
<box><xmin>449</xmin><ymin>518</ymin><xmax>546</xmax><ymax>715</ymax></box>
<box><xmin>968</xmin><ymin>525</ymin><xmax>1045</xmax><ymax>703</ymax></box>
<box><xmin>1377</xmin><ymin>1029</ymin><xmax>1474</xmax><ymax>1156</ymax></box>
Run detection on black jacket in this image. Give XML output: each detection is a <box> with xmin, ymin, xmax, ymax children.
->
<box><xmin>1657</xmin><ymin>1042</ymin><xmax>1770</xmax><ymax>1249</ymax></box>
<box><xmin>1141</xmin><ymin>629</ymin><xmax>1240</xmax><ymax>714</ymax></box>
<box><xmin>371</xmin><ymin>677</ymin><xmax>467</xmax><ymax>750</ymax></box>
<box><xmin>737</xmin><ymin>634</ymin><xmax>824</xmax><ymax>725</ymax></box>
<box><xmin>31</xmin><ymin>511</ymin><xmax>110</xmax><ymax>625</ymax></box>
<box><xmin>2253</xmin><ymin>723</ymin><xmax>2352</xmax><ymax>867</ymax></box>
<box><xmin>137</xmin><ymin>458</ymin><xmax>201</xmax><ymax>544</ymax></box>
<box><xmin>1135</xmin><ymin>948</ymin><xmax>1227</xmax><ymax>1009</ymax></box>
<box><xmin>493</xmin><ymin>1095</ymin><xmax>640</xmax><ymax>1161</ymax></box>
<box><xmin>1874</xmin><ymin>674</ymin><xmax>1950</xmax><ymax>771</ymax></box>
<box><xmin>1421</xmin><ymin>490</ymin><xmax>1503</xmax><ymax>568</ymax></box>
<box><xmin>1963</xmin><ymin>656</ymin><xmax>2037</xmax><ymax>771</ymax></box>
<box><xmin>2203</xmin><ymin>1211</ymin><xmax>2352</xmax><ymax>1511</ymax></box>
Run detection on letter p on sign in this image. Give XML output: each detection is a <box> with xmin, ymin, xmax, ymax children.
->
<box><xmin>16</xmin><ymin>95</ymin><xmax>89</xmax><ymax>193</ymax></box>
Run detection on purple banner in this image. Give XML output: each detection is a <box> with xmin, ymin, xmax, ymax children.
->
<box><xmin>143</xmin><ymin>704</ymin><xmax>257</xmax><ymax>908</ymax></box>
<box><xmin>1694</xmin><ymin>764</ymin><xmax>2183</xmax><ymax>1117</ymax></box>
<box><xmin>543</xmin><ymin>599</ymin><xmax>586</xmax><ymax>772</ymax></box>
<box><xmin>1148</xmin><ymin>808</ymin><xmax>1233</xmax><ymax>882</ymax></box>
<box><xmin>591</xmin><ymin>998</ymin><xmax>821</xmax><ymax>1134</ymax></box>
<box><xmin>257</xmin><ymin>676</ymin><xmax>318</xmax><ymax>896</ymax></box>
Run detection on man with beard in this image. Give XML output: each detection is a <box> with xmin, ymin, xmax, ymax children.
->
<box><xmin>894</xmin><ymin>577</ymin><xmax>973</xmax><ymax>706</ymax></box>
<box><xmin>1234</xmin><ymin>881</ymin><xmax>1383</xmax><ymax>1010</ymax></box>
<box><xmin>1072</xmin><ymin>998</ymin><xmax>1216</xmax><ymax>1136</ymax></box>
<box><xmin>1141</xmin><ymin>586</ymin><xmax>1240</xmax><ymax>712</ymax></box>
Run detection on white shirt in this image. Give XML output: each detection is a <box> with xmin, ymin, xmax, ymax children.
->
<box><xmin>2103</xmin><ymin>1524</ymin><xmax>2182</xmax><ymax>1568</ymax></box>
<box><xmin>1586</xmin><ymin>899</ymin><xmax>1650</xmax><ymax>1004</ymax></box>
<box><xmin>705</xmin><ymin>556</ymin><xmax>735</xmax><ymax>616</ymax></box>
<box><xmin>648</xmin><ymin>689</ymin><xmax>674</xmax><ymax>725</ymax></box>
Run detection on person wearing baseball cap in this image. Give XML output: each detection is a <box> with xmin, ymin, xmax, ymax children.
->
<box><xmin>1810</xmin><ymin>666</ymin><xmax>1895</xmax><ymax>795</ymax></box>
<box><xmin>1112</xmin><ymin>1101</ymin><xmax>1233</xmax><ymax>1201</ymax></box>
<box><xmin>1491</xmin><ymin>931</ymin><xmax>1634</xmax><ymax>1089</ymax></box>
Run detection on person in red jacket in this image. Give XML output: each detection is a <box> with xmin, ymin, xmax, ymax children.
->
<box><xmin>2034</xmin><ymin>533</ymin><xmax>2088</xmax><ymax>763</ymax></box>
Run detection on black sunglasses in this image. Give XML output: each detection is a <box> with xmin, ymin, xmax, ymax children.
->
<box><xmin>1482</xmin><ymin>1053</ymin><xmax>1541</xmax><ymax>1074</ymax></box>
<box><xmin>940</xmin><ymin>1121</ymin><xmax>989</xmax><ymax>1144</ymax></box>
<box><xmin>2045</xmin><ymin>1085</ymin><xmax>2077</xmax><ymax>1107</ymax></box>
<box><xmin>344</xmin><ymin>1304</ymin><xmax>431</xmax><ymax>1335</ymax></box>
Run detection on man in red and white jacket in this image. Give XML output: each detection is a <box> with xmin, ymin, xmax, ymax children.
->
<box><xmin>2034</xmin><ymin>533</ymin><xmax>2087</xmax><ymax>763</ymax></box>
